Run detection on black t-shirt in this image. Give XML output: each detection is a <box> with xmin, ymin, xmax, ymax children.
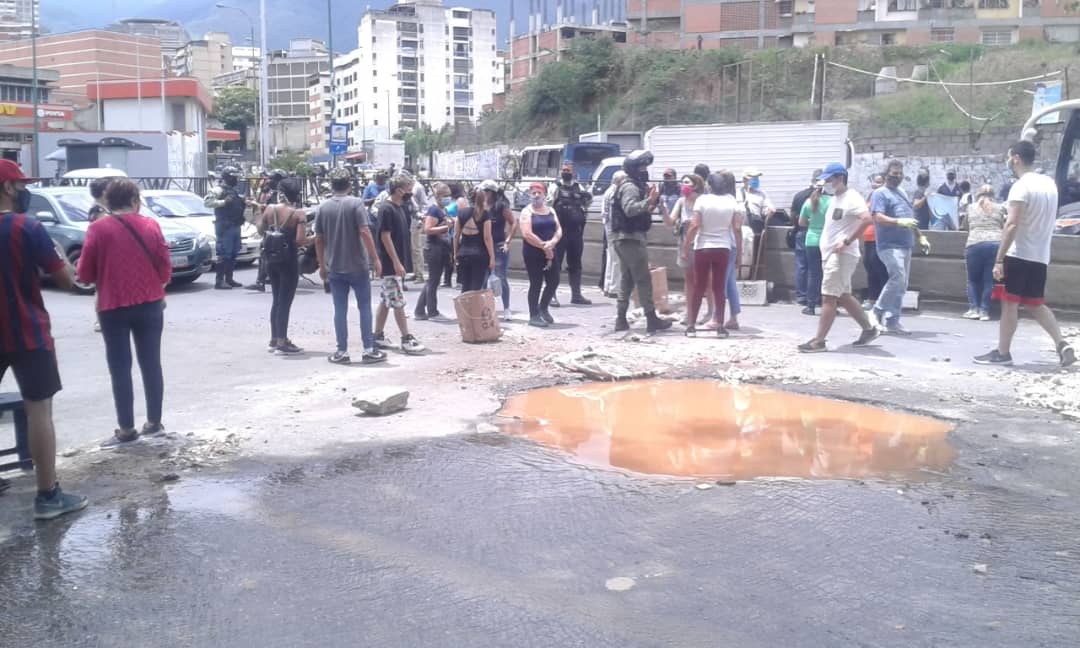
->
<box><xmin>376</xmin><ymin>200</ymin><xmax>408</xmax><ymax>277</ymax></box>
<box><xmin>424</xmin><ymin>204</ymin><xmax>451</xmax><ymax>246</ymax></box>
<box><xmin>487</xmin><ymin>200</ymin><xmax>509</xmax><ymax>245</ymax></box>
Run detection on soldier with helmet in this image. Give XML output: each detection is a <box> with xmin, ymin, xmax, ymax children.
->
<box><xmin>610</xmin><ymin>150</ymin><xmax>672</xmax><ymax>334</ymax></box>
<box><xmin>214</xmin><ymin>166</ymin><xmax>250</xmax><ymax>290</ymax></box>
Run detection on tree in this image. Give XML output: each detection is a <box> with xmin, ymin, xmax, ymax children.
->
<box><xmin>395</xmin><ymin>124</ymin><xmax>452</xmax><ymax>168</ymax></box>
<box><xmin>266</xmin><ymin>152</ymin><xmax>305</xmax><ymax>173</ymax></box>
<box><xmin>212</xmin><ymin>86</ymin><xmax>258</xmax><ymax>150</ymax></box>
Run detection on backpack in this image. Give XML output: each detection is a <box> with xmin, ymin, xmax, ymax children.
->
<box><xmin>263</xmin><ymin>206</ymin><xmax>291</xmax><ymax>266</ymax></box>
<box><xmin>610</xmin><ymin>182</ymin><xmax>652</xmax><ymax>234</ymax></box>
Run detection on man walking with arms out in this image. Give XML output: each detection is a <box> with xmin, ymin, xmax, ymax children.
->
<box><xmin>870</xmin><ymin>160</ymin><xmax>925</xmax><ymax>335</ymax></box>
<box><xmin>975</xmin><ymin>141</ymin><xmax>1075</xmax><ymax>367</ymax></box>
<box><xmin>316</xmin><ymin>168</ymin><xmax>387</xmax><ymax>366</ymax></box>
<box><xmin>798</xmin><ymin>163</ymin><xmax>881</xmax><ymax>353</ymax></box>
<box><xmin>0</xmin><ymin>160</ymin><xmax>88</xmax><ymax>519</ymax></box>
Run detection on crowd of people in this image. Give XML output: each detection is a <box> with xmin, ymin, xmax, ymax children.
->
<box><xmin>0</xmin><ymin>138</ymin><xmax>1077</xmax><ymax>521</ymax></box>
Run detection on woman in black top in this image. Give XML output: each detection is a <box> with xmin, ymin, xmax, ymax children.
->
<box><xmin>453</xmin><ymin>188</ymin><xmax>495</xmax><ymax>292</ymax></box>
<box><xmin>415</xmin><ymin>182</ymin><xmax>454</xmax><ymax>319</ymax></box>
<box><xmin>258</xmin><ymin>177</ymin><xmax>310</xmax><ymax>354</ymax></box>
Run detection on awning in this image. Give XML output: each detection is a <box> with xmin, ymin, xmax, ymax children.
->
<box><xmin>344</xmin><ymin>151</ymin><xmax>367</xmax><ymax>161</ymax></box>
<box><xmin>207</xmin><ymin>128</ymin><xmax>242</xmax><ymax>141</ymax></box>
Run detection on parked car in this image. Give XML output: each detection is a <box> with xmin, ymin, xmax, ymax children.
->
<box><xmin>28</xmin><ymin>187</ymin><xmax>213</xmax><ymax>293</ymax></box>
<box><xmin>142</xmin><ymin>189</ymin><xmax>262</xmax><ymax>265</ymax></box>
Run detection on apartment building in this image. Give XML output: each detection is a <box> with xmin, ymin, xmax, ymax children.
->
<box><xmin>265</xmin><ymin>38</ymin><xmax>330</xmax><ymax>153</ymax></box>
<box><xmin>172</xmin><ymin>32</ymin><xmax>233</xmax><ymax>93</ymax></box>
<box><xmin>0</xmin><ymin>0</ymin><xmax>37</xmax><ymax>40</ymax></box>
<box><xmin>308</xmin><ymin>73</ymin><xmax>333</xmax><ymax>156</ymax></box>
<box><xmin>0</xmin><ymin>30</ymin><xmax>164</xmax><ymax>98</ymax></box>
<box><xmin>348</xmin><ymin>0</ymin><xmax>500</xmax><ymax>137</ymax></box>
<box><xmin>625</xmin><ymin>0</ymin><xmax>1080</xmax><ymax>50</ymax></box>
<box><xmin>232</xmin><ymin>45</ymin><xmax>261</xmax><ymax>72</ymax></box>
<box><xmin>106</xmin><ymin>18</ymin><xmax>189</xmax><ymax>59</ymax></box>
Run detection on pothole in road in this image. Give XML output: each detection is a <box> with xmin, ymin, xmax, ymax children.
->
<box><xmin>495</xmin><ymin>379</ymin><xmax>955</xmax><ymax>481</ymax></box>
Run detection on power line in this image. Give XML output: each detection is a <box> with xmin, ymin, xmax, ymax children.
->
<box><xmin>928</xmin><ymin>61</ymin><xmax>991</xmax><ymax>122</ymax></box>
<box><xmin>826</xmin><ymin>60</ymin><xmax>1062</xmax><ymax>88</ymax></box>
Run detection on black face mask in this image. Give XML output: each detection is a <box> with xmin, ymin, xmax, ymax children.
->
<box><xmin>886</xmin><ymin>175</ymin><xmax>902</xmax><ymax>189</ymax></box>
<box><xmin>402</xmin><ymin>193</ymin><xmax>413</xmax><ymax>202</ymax></box>
<box><xmin>561</xmin><ymin>173</ymin><xmax>573</xmax><ymax>183</ymax></box>
<box><xmin>13</xmin><ymin>187</ymin><xmax>31</xmax><ymax>214</ymax></box>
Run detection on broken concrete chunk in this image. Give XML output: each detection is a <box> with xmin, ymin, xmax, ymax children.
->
<box><xmin>973</xmin><ymin>563</ymin><xmax>989</xmax><ymax>576</ymax></box>
<box><xmin>352</xmin><ymin>387</ymin><xmax>410</xmax><ymax>416</ymax></box>
<box><xmin>605</xmin><ymin>577</ymin><xmax>636</xmax><ymax>592</ymax></box>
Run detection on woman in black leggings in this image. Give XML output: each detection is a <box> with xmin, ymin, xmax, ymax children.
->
<box><xmin>454</xmin><ymin>188</ymin><xmax>495</xmax><ymax>292</ymax></box>
<box><xmin>259</xmin><ymin>177</ymin><xmax>310</xmax><ymax>354</ymax></box>
<box><xmin>519</xmin><ymin>182</ymin><xmax>562</xmax><ymax>328</ymax></box>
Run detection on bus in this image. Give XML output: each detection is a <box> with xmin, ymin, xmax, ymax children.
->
<box><xmin>512</xmin><ymin>142</ymin><xmax>620</xmax><ymax>207</ymax></box>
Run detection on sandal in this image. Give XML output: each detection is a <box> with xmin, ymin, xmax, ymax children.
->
<box><xmin>716</xmin><ymin>327</ymin><xmax>729</xmax><ymax>339</ymax></box>
<box><xmin>684</xmin><ymin>327</ymin><xmax>697</xmax><ymax>337</ymax></box>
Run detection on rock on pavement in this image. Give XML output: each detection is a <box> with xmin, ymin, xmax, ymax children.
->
<box><xmin>352</xmin><ymin>387</ymin><xmax>410</xmax><ymax>416</ymax></box>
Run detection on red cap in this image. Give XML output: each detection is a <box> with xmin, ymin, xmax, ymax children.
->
<box><xmin>0</xmin><ymin>160</ymin><xmax>38</xmax><ymax>183</ymax></box>
<box><xmin>529</xmin><ymin>182</ymin><xmax>547</xmax><ymax>194</ymax></box>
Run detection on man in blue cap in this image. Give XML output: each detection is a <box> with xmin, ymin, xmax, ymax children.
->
<box><xmin>798</xmin><ymin>163</ymin><xmax>881</xmax><ymax>353</ymax></box>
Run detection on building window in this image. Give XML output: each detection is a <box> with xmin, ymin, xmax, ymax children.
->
<box><xmin>981</xmin><ymin>28</ymin><xmax>1014</xmax><ymax>45</ymax></box>
<box><xmin>777</xmin><ymin>0</ymin><xmax>794</xmax><ymax>15</ymax></box>
<box><xmin>886</xmin><ymin>0</ymin><xmax>916</xmax><ymax>10</ymax></box>
<box><xmin>880</xmin><ymin>33</ymin><xmax>897</xmax><ymax>45</ymax></box>
<box><xmin>931</xmin><ymin>28</ymin><xmax>955</xmax><ymax>43</ymax></box>
<box><xmin>452</xmin><ymin>9</ymin><xmax>469</xmax><ymax>19</ymax></box>
<box><xmin>978</xmin><ymin>0</ymin><xmax>1010</xmax><ymax>8</ymax></box>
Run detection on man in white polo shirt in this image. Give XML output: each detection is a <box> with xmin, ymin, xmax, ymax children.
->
<box><xmin>975</xmin><ymin>140</ymin><xmax>1075</xmax><ymax>367</ymax></box>
<box><xmin>798</xmin><ymin>163</ymin><xmax>881</xmax><ymax>353</ymax></box>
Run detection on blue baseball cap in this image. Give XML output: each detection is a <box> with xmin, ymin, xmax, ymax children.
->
<box><xmin>817</xmin><ymin>163</ymin><xmax>848</xmax><ymax>182</ymax></box>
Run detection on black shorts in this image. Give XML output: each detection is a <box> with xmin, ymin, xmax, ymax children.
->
<box><xmin>999</xmin><ymin>256</ymin><xmax>1048</xmax><ymax>306</ymax></box>
<box><xmin>0</xmin><ymin>349</ymin><xmax>62</xmax><ymax>402</ymax></box>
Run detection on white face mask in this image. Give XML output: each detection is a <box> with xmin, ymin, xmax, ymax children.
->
<box><xmin>822</xmin><ymin>183</ymin><xmax>837</xmax><ymax>196</ymax></box>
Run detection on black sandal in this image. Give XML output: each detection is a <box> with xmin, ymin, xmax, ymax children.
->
<box><xmin>685</xmin><ymin>327</ymin><xmax>697</xmax><ymax>337</ymax></box>
<box><xmin>717</xmin><ymin>327</ymin><xmax>729</xmax><ymax>339</ymax></box>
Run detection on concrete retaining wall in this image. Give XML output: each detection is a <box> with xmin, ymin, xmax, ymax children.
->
<box><xmin>505</xmin><ymin>221</ymin><xmax>1080</xmax><ymax>309</ymax></box>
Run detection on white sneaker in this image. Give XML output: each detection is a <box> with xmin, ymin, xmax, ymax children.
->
<box><xmin>962</xmin><ymin>310</ymin><xmax>980</xmax><ymax>320</ymax></box>
<box><xmin>502</xmin><ymin>309</ymin><xmax>512</xmax><ymax>321</ymax></box>
<box><xmin>979</xmin><ymin>310</ymin><xmax>990</xmax><ymax>321</ymax></box>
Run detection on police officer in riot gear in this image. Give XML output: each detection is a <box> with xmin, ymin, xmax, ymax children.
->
<box><xmin>610</xmin><ymin>150</ymin><xmax>672</xmax><ymax>334</ymax></box>
<box><xmin>214</xmin><ymin>166</ymin><xmax>248</xmax><ymax>290</ymax></box>
<box><xmin>548</xmin><ymin>162</ymin><xmax>593</xmax><ymax>305</ymax></box>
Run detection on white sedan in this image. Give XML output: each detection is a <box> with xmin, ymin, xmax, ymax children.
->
<box><xmin>142</xmin><ymin>189</ymin><xmax>262</xmax><ymax>265</ymax></box>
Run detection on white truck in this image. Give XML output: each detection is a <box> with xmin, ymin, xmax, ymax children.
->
<box><xmin>643</xmin><ymin>121</ymin><xmax>852</xmax><ymax>214</ymax></box>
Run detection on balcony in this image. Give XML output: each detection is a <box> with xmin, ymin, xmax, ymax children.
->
<box><xmin>918</xmin><ymin>0</ymin><xmax>976</xmax><ymax>20</ymax></box>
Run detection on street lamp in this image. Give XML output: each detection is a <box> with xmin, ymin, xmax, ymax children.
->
<box><xmin>217</xmin><ymin>2</ymin><xmax>262</xmax><ymax>167</ymax></box>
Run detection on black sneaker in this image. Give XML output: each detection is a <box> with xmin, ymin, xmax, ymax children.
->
<box><xmin>852</xmin><ymin>326</ymin><xmax>881</xmax><ymax>347</ymax></box>
<box><xmin>540</xmin><ymin>309</ymin><xmax>555</xmax><ymax>324</ymax></box>
<box><xmin>362</xmin><ymin>349</ymin><xmax>388</xmax><ymax>364</ymax></box>
<box><xmin>275</xmin><ymin>341</ymin><xmax>303</xmax><ymax>355</ymax></box>
<box><xmin>529</xmin><ymin>316</ymin><xmax>549</xmax><ymax>328</ymax></box>
<box><xmin>141</xmin><ymin>422</ymin><xmax>165</xmax><ymax>436</ymax></box>
<box><xmin>801</xmin><ymin>306</ymin><xmax>816</xmax><ymax>316</ymax></box>
<box><xmin>374</xmin><ymin>333</ymin><xmax>393</xmax><ymax>350</ymax></box>
<box><xmin>267</xmin><ymin>339</ymin><xmax>278</xmax><ymax>353</ymax></box>
<box><xmin>1057</xmin><ymin>342</ymin><xmax>1075</xmax><ymax>368</ymax></box>
<box><xmin>798</xmin><ymin>339</ymin><xmax>827</xmax><ymax>353</ymax></box>
<box><xmin>245</xmin><ymin>283</ymin><xmax>265</xmax><ymax>292</ymax></box>
<box><xmin>571</xmin><ymin>295</ymin><xmax>592</xmax><ymax>305</ymax></box>
<box><xmin>414</xmin><ymin>311</ymin><xmax>429</xmax><ymax>321</ymax></box>
<box><xmin>328</xmin><ymin>351</ymin><xmax>352</xmax><ymax>365</ymax></box>
<box><xmin>974</xmin><ymin>350</ymin><xmax>1013</xmax><ymax>366</ymax></box>
<box><xmin>101</xmin><ymin>428</ymin><xmax>139</xmax><ymax>448</ymax></box>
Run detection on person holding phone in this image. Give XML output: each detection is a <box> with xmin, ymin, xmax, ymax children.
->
<box><xmin>479</xmin><ymin>179</ymin><xmax>517</xmax><ymax>320</ymax></box>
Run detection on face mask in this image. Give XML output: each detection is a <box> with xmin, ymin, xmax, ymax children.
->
<box><xmin>886</xmin><ymin>175</ymin><xmax>902</xmax><ymax>189</ymax></box>
<box><xmin>402</xmin><ymin>193</ymin><xmax>413</xmax><ymax>202</ymax></box>
<box><xmin>748</xmin><ymin>177</ymin><xmax>761</xmax><ymax>190</ymax></box>
<box><xmin>13</xmin><ymin>186</ymin><xmax>31</xmax><ymax>214</ymax></box>
<box><xmin>561</xmin><ymin>173</ymin><xmax>573</xmax><ymax>182</ymax></box>
<box><xmin>680</xmin><ymin>185</ymin><xmax>694</xmax><ymax>198</ymax></box>
<box><xmin>637</xmin><ymin>170</ymin><xmax>650</xmax><ymax>184</ymax></box>
<box><xmin>530</xmin><ymin>194</ymin><xmax>545</xmax><ymax>206</ymax></box>
<box><xmin>440</xmin><ymin>197</ymin><xmax>452</xmax><ymax>207</ymax></box>
<box><xmin>822</xmin><ymin>183</ymin><xmax>837</xmax><ymax>196</ymax></box>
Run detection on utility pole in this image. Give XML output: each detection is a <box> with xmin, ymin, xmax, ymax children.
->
<box><xmin>30</xmin><ymin>0</ymin><xmax>39</xmax><ymax>176</ymax></box>
<box><xmin>259</xmin><ymin>0</ymin><xmax>270</xmax><ymax>167</ymax></box>
<box><xmin>327</xmin><ymin>0</ymin><xmax>336</xmax><ymax>167</ymax></box>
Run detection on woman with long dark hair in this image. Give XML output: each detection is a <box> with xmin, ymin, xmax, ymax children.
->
<box><xmin>479</xmin><ymin>179</ymin><xmax>517</xmax><ymax>319</ymax></box>
<box><xmin>77</xmin><ymin>179</ymin><xmax>170</xmax><ymax>446</ymax></box>
<box><xmin>259</xmin><ymin>177</ymin><xmax>310</xmax><ymax>354</ymax></box>
<box><xmin>454</xmin><ymin>187</ymin><xmax>495</xmax><ymax>292</ymax></box>
<box><xmin>519</xmin><ymin>182</ymin><xmax>562</xmax><ymax>327</ymax></box>
<box><xmin>799</xmin><ymin>181</ymin><xmax>830</xmax><ymax>316</ymax></box>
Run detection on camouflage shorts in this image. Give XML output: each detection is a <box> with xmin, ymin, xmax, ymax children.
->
<box><xmin>380</xmin><ymin>276</ymin><xmax>406</xmax><ymax>309</ymax></box>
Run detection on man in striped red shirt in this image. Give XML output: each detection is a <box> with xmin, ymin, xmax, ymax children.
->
<box><xmin>0</xmin><ymin>159</ymin><xmax>88</xmax><ymax>520</ymax></box>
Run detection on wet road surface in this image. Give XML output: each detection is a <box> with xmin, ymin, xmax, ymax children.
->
<box><xmin>2</xmin><ymin>404</ymin><xmax>1079</xmax><ymax>647</ymax></box>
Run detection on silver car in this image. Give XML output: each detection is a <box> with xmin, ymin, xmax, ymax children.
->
<box><xmin>142</xmin><ymin>189</ymin><xmax>262</xmax><ymax>265</ymax></box>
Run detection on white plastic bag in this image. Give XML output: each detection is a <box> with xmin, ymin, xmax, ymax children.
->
<box><xmin>486</xmin><ymin>272</ymin><xmax>501</xmax><ymax>294</ymax></box>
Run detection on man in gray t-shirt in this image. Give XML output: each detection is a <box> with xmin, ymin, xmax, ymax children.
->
<box><xmin>315</xmin><ymin>169</ymin><xmax>385</xmax><ymax>365</ymax></box>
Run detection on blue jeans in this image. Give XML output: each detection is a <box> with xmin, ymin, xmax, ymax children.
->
<box><xmin>873</xmin><ymin>246</ymin><xmax>912</xmax><ymax>326</ymax></box>
<box><xmin>215</xmin><ymin>223</ymin><xmax>242</xmax><ymax>262</ymax></box>
<box><xmin>965</xmin><ymin>241</ymin><xmax>999</xmax><ymax>312</ymax></box>
<box><xmin>493</xmin><ymin>248</ymin><xmax>511</xmax><ymax>310</ymax></box>
<box><xmin>794</xmin><ymin>231</ymin><xmax>808</xmax><ymax>303</ymax></box>
<box><xmin>329</xmin><ymin>271</ymin><xmax>374</xmax><ymax>353</ymax></box>
<box><xmin>726</xmin><ymin>247</ymin><xmax>741</xmax><ymax>317</ymax></box>
<box><xmin>99</xmin><ymin>300</ymin><xmax>164</xmax><ymax>430</ymax></box>
<box><xmin>805</xmin><ymin>244</ymin><xmax>823</xmax><ymax>308</ymax></box>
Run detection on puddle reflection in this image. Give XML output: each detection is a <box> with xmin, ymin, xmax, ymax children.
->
<box><xmin>497</xmin><ymin>380</ymin><xmax>955</xmax><ymax>480</ymax></box>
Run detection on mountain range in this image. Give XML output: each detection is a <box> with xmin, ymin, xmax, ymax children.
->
<box><xmin>40</xmin><ymin>0</ymin><xmax>628</xmax><ymax>54</ymax></box>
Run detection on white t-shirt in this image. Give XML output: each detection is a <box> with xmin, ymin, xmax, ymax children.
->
<box><xmin>1006</xmin><ymin>172</ymin><xmax>1058</xmax><ymax>265</ymax></box>
<box><xmin>693</xmin><ymin>194</ymin><xmax>738</xmax><ymax>250</ymax></box>
<box><xmin>819</xmin><ymin>189</ymin><xmax>869</xmax><ymax>260</ymax></box>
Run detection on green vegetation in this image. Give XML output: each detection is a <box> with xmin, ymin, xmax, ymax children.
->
<box><xmin>480</xmin><ymin>38</ymin><xmax>1079</xmax><ymax>146</ymax></box>
<box><xmin>395</xmin><ymin>124</ymin><xmax>453</xmax><ymax>164</ymax></box>
<box><xmin>211</xmin><ymin>86</ymin><xmax>258</xmax><ymax>149</ymax></box>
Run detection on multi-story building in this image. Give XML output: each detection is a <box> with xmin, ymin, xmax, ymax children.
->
<box><xmin>266</xmin><ymin>38</ymin><xmax>331</xmax><ymax>153</ymax></box>
<box><xmin>308</xmin><ymin>73</ymin><xmax>332</xmax><ymax>156</ymax></box>
<box><xmin>0</xmin><ymin>0</ymin><xmax>38</xmax><ymax>40</ymax></box>
<box><xmin>507</xmin><ymin>17</ymin><xmax>628</xmax><ymax>92</ymax></box>
<box><xmin>0</xmin><ymin>64</ymin><xmax>70</xmax><ymax>165</ymax></box>
<box><xmin>0</xmin><ymin>30</ymin><xmax>164</xmax><ymax>97</ymax></box>
<box><xmin>172</xmin><ymin>32</ymin><xmax>233</xmax><ymax>94</ymax></box>
<box><xmin>349</xmin><ymin>0</ymin><xmax>500</xmax><ymax>136</ymax></box>
<box><xmin>105</xmin><ymin>18</ymin><xmax>189</xmax><ymax>59</ymax></box>
<box><xmin>231</xmin><ymin>45</ymin><xmax>261</xmax><ymax>72</ymax></box>
<box><xmin>624</xmin><ymin>0</ymin><xmax>1080</xmax><ymax>50</ymax></box>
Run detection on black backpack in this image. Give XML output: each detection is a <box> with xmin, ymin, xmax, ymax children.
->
<box><xmin>263</xmin><ymin>206</ymin><xmax>291</xmax><ymax>266</ymax></box>
<box><xmin>610</xmin><ymin>182</ymin><xmax>652</xmax><ymax>234</ymax></box>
